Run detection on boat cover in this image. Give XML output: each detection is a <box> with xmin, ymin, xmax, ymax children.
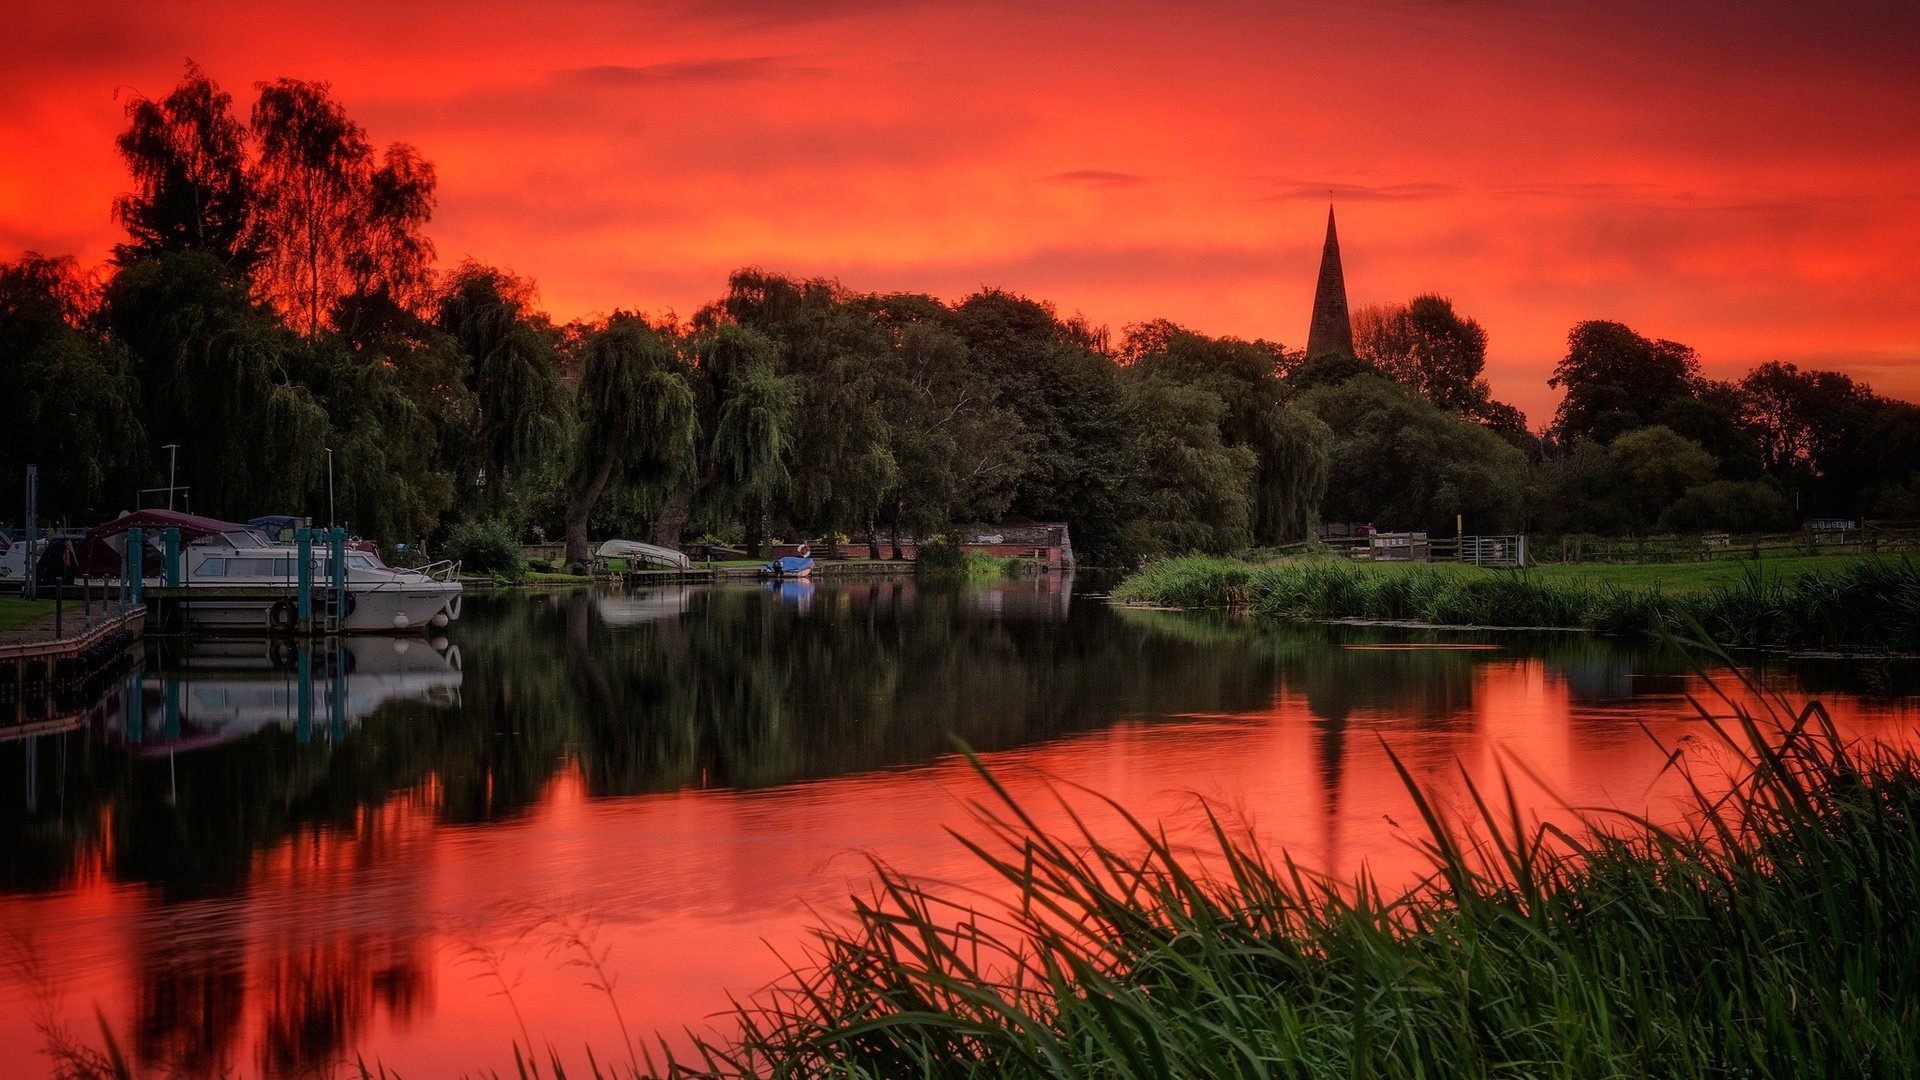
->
<box><xmin>82</xmin><ymin>509</ymin><xmax>250</xmax><ymax>576</ymax></box>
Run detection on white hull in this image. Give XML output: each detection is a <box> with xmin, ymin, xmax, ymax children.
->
<box><xmin>174</xmin><ymin>582</ymin><xmax>463</xmax><ymax>633</ymax></box>
<box><xmin>127</xmin><ymin>528</ymin><xmax>465</xmax><ymax>634</ymax></box>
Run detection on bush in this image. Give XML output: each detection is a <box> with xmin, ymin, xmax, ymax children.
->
<box><xmin>441</xmin><ymin>520</ymin><xmax>524</xmax><ymax>578</ymax></box>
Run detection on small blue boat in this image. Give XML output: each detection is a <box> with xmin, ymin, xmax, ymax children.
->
<box><xmin>760</xmin><ymin>544</ymin><xmax>815</xmax><ymax>578</ymax></box>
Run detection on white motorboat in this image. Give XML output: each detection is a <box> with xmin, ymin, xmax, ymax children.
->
<box><xmin>84</xmin><ymin>510</ymin><xmax>463</xmax><ymax>634</ymax></box>
<box><xmin>181</xmin><ymin>529</ymin><xmax>464</xmax><ymax>632</ymax></box>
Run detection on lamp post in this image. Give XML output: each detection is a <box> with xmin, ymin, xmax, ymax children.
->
<box><xmin>325</xmin><ymin>447</ymin><xmax>335</xmax><ymax>528</ymax></box>
<box><xmin>163</xmin><ymin>444</ymin><xmax>179</xmax><ymax>510</ymax></box>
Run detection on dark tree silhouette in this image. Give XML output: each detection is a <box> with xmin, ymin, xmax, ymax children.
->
<box><xmin>113</xmin><ymin>60</ymin><xmax>257</xmax><ymax>270</ymax></box>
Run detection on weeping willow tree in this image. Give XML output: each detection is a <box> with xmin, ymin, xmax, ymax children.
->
<box><xmin>652</xmin><ymin>321</ymin><xmax>796</xmax><ymax>552</ymax></box>
<box><xmin>0</xmin><ymin>255</ymin><xmax>145</xmax><ymax>522</ymax></box>
<box><xmin>1261</xmin><ymin>404</ymin><xmax>1333</xmax><ymax>542</ymax></box>
<box><xmin>104</xmin><ymin>250</ymin><xmax>329</xmax><ymax>519</ymax></box>
<box><xmin>562</xmin><ymin>313</ymin><xmax>697</xmax><ymax>563</ymax></box>
<box><xmin>436</xmin><ymin>263</ymin><xmax>569</xmax><ymax>523</ymax></box>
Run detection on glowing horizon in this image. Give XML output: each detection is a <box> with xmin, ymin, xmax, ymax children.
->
<box><xmin>5</xmin><ymin>0</ymin><xmax>1917</xmax><ymax>425</ymax></box>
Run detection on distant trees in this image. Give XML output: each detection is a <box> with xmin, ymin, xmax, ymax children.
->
<box><xmin>1299</xmin><ymin>375</ymin><xmax>1529</xmax><ymax>534</ymax></box>
<box><xmin>16</xmin><ymin>58</ymin><xmax>1920</xmax><ymax>561</ymax></box>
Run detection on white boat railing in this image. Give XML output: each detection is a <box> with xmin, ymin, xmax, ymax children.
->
<box><xmin>409</xmin><ymin>559</ymin><xmax>462</xmax><ymax>582</ymax></box>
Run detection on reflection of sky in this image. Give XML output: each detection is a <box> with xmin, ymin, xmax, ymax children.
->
<box><xmin>2</xmin><ymin>594</ymin><xmax>1917</xmax><ymax>1077</ymax></box>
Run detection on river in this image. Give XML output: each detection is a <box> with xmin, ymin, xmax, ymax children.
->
<box><xmin>1</xmin><ymin>575</ymin><xmax>1915</xmax><ymax>1077</ymax></box>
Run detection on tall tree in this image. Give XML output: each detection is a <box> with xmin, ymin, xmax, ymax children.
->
<box><xmin>651</xmin><ymin>321</ymin><xmax>796</xmax><ymax>552</ymax></box>
<box><xmin>1124</xmin><ymin>322</ymin><xmax>1327</xmax><ymax>543</ymax></box>
<box><xmin>252</xmin><ymin>79</ymin><xmax>436</xmax><ymax>336</ymax></box>
<box><xmin>1607</xmin><ymin>425</ymin><xmax>1718</xmax><ymax>533</ymax></box>
<box><xmin>113</xmin><ymin>60</ymin><xmax>256</xmax><ymax>269</ymax></box>
<box><xmin>1118</xmin><ymin>378</ymin><xmax>1257</xmax><ymax>557</ymax></box>
<box><xmin>865</xmin><ymin>294</ymin><xmax>1021</xmax><ymax>549</ymax></box>
<box><xmin>948</xmin><ymin>288</ymin><xmax>1133</xmax><ymax>558</ymax></box>
<box><xmin>1353</xmin><ymin>295</ymin><xmax>1488</xmax><ymax>413</ymax></box>
<box><xmin>435</xmin><ymin>263</ymin><xmax>569</xmax><ymax>521</ymax></box>
<box><xmin>1548</xmin><ymin>320</ymin><xmax>1700</xmax><ymax>444</ymax></box>
<box><xmin>562</xmin><ymin>314</ymin><xmax>697</xmax><ymax>562</ymax></box>
<box><xmin>717</xmin><ymin>270</ymin><xmax>896</xmax><ymax>552</ymax></box>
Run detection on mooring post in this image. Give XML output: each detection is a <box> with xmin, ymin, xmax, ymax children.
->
<box><xmin>161</xmin><ymin>529</ymin><xmax>181</xmax><ymax>587</ymax></box>
<box><xmin>127</xmin><ymin>528</ymin><xmax>144</xmax><ymax>606</ymax></box>
<box><xmin>296</xmin><ymin>528</ymin><xmax>313</xmax><ymax>631</ymax></box>
<box><xmin>329</xmin><ymin>528</ymin><xmax>347</xmax><ymax>630</ymax></box>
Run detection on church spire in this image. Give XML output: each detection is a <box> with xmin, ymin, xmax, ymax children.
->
<box><xmin>1305</xmin><ymin>204</ymin><xmax>1354</xmax><ymax>358</ymax></box>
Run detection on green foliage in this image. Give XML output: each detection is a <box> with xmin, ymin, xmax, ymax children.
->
<box><xmin>442</xmin><ymin>519</ymin><xmax>524</xmax><ymax>577</ymax></box>
<box><xmin>1125</xmin><ymin>323</ymin><xmax>1329</xmax><ymax>544</ymax></box>
<box><xmin>105</xmin><ymin>250</ymin><xmax>330</xmax><ymax>520</ymax></box>
<box><xmin>912</xmin><ymin>535</ymin><xmax>966</xmax><ymax>577</ymax></box>
<box><xmin>1117</xmin><ymin>379</ymin><xmax>1256</xmax><ymax>557</ymax></box>
<box><xmin>562</xmin><ymin>313</ymin><xmax>697</xmax><ymax>559</ymax></box>
<box><xmin>1658</xmin><ymin>479</ymin><xmax>1796</xmax><ymax>534</ymax></box>
<box><xmin>1606</xmin><ymin>424</ymin><xmax>1718</xmax><ymax>532</ymax></box>
<box><xmin>1107</xmin><ymin>556</ymin><xmax>1254</xmax><ymax>607</ymax></box>
<box><xmin>1300</xmin><ymin>375</ymin><xmax>1530</xmax><ymax>533</ymax></box>
<box><xmin>437</xmin><ymin>262</ymin><xmax>570</xmax><ymax>521</ymax></box>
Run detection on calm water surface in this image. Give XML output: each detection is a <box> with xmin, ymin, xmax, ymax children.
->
<box><xmin>2</xmin><ymin>576</ymin><xmax>1916</xmax><ymax>1077</ymax></box>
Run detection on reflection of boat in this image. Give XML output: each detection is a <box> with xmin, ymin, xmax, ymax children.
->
<box><xmin>766</xmin><ymin>577</ymin><xmax>814</xmax><ymax>613</ymax></box>
<box><xmin>593</xmin><ymin>539</ymin><xmax>694</xmax><ymax>571</ymax></box>
<box><xmin>118</xmin><ymin>637</ymin><xmax>464</xmax><ymax>753</ymax></box>
<box><xmin>760</xmin><ymin>544</ymin><xmax>814</xmax><ymax>578</ymax></box>
<box><xmin>85</xmin><ymin>510</ymin><xmax>463</xmax><ymax>633</ymax></box>
<box><xmin>595</xmin><ymin>588</ymin><xmax>692</xmax><ymax>626</ymax></box>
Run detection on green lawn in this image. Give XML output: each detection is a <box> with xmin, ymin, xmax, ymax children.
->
<box><xmin>0</xmin><ymin>597</ymin><xmax>55</xmax><ymax>632</ymax></box>
<box><xmin>1525</xmin><ymin>553</ymin><xmax>1895</xmax><ymax>594</ymax></box>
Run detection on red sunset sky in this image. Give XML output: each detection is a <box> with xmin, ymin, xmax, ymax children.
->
<box><xmin>4</xmin><ymin>0</ymin><xmax>1916</xmax><ymax>426</ymax></box>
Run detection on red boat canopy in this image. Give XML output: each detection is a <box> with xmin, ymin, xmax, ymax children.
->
<box><xmin>82</xmin><ymin>509</ymin><xmax>250</xmax><ymax>575</ymax></box>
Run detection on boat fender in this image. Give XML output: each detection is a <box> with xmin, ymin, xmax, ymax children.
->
<box><xmin>342</xmin><ymin>593</ymin><xmax>358</xmax><ymax>618</ymax></box>
<box><xmin>269</xmin><ymin>600</ymin><xmax>296</xmax><ymax>632</ymax></box>
<box><xmin>446</xmin><ymin>594</ymin><xmax>462</xmax><ymax>621</ymax></box>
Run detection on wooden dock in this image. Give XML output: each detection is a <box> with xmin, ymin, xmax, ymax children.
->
<box><xmin>0</xmin><ymin>604</ymin><xmax>145</xmax><ymax>727</ymax></box>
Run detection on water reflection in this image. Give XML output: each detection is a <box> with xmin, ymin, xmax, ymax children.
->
<box><xmin>0</xmin><ymin>579</ymin><xmax>1914</xmax><ymax>1078</ymax></box>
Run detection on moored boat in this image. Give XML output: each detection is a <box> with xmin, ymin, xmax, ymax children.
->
<box><xmin>83</xmin><ymin>510</ymin><xmax>463</xmax><ymax>634</ymax></box>
<box><xmin>759</xmin><ymin>544</ymin><xmax>815</xmax><ymax>578</ymax></box>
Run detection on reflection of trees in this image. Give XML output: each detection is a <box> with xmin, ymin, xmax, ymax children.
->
<box><xmin>538</xmin><ymin>580</ymin><xmax>1285</xmax><ymax>796</ymax></box>
<box><xmin>134</xmin><ymin>919</ymin><xmax>246</xmax><ymax>1076</ymax></box>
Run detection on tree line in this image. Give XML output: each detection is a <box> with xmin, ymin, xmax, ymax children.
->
<box><xmin>3</xmin><ymin>63</ymin><xmax>1915</xmax><ymax>564</ymax></box>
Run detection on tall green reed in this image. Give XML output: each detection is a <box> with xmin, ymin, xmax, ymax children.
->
<box><xmin>661</xmin><ymin>678</ymin><xmax>1920</xmax><ymax>1079</ymax></box>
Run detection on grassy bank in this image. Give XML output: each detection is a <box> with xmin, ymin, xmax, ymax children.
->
<box><xmin>637</xmin><ymin>698</ymin><xmax>1917</xmax><ymax>1078</ymax></box>
<box><xmin>1112</xmin><ymin>555</ymin><xmax>1920</xmax><ymax>650</ymax></box>
<box><xmin>0</xmin><ymin>597</ymin><xmax>55</xmax><ymax>632</ymax></box>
